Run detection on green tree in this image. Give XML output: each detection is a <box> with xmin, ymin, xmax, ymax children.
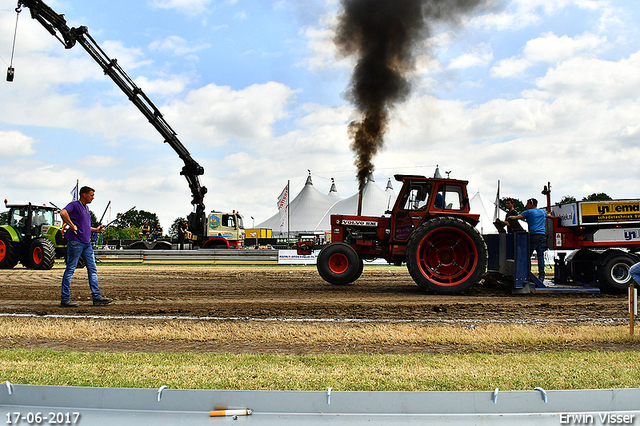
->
<box><xmin>112</xmin><ymin>209</ymin><xmax>160</xmax><ymax>230</ymax></box>
<box><xmin>582</xmin><ymin>192</ymin><xmax>612</xmax><ymax>201</ymax></box>
<box><xmin>104</xmin><ymin>226</ymin><xmax>142</xmax><ymax>240</ymax></box>
<box><xmin>558</xmin><ymin>195</ymin><xmax>576</xmax><ymax>204</ymax></box>
<box><xmin>0</xmin><ymin>211</ymin><xmax>8</xmax><ymax>225</ymax></box>
<box><xmin>499</xmin><ymin>197</ymin><xmax>525</xmax><ymax>213</ymax></box>
<box><xmin>169</xmin><ymin>217</ymin><xmax>186</xmax><ymax>240</ymax></box>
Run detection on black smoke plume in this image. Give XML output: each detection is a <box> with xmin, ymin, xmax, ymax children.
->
<box><xmin>335</xmin><ymin>0</ymin><xmax>482</xmax><ymax>190</ymax></box>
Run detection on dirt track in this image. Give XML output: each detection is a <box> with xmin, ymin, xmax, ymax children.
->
<box><xmin>0</xmin><ymin>264</ymin><xmax>628</xmax><ymax>321</ymax></box>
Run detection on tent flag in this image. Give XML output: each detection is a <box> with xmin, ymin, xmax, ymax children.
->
<box><xmin>493</xmin><ymin>180</ymin><xmax>500</xmax><ymax>221</ymax></box>
<box><xmin>277</xmin><ymin>183</ymin><xmax>289</xmax><ymax>227</ymax></box>
<box><xmin>70</xmin><ymin>180</ymin><xmax>79</xmax><ymax>201</ymax></box>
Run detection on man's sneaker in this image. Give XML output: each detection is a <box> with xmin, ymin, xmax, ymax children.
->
<box><xmin>60</xmin><ymin>300</ymin><xmax>79</xmax><ymax>308</ymax></box>
<box><xmin>92</xmin><ymin>296</ymin><xmax>113</xmax><ymax>306</ymax></box>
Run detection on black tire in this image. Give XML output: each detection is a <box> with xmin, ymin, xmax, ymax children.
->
<box><xmin>126</xmin><ymin>241</ymin><xmax>148</xmax><ymax>250</ymax></box>
<box><xmin>598</xmin><ymin>255</ymin><xmax>635</xmax><ymax>293</ymax></box>
<box><xmin>0</xmin><ymin>231</ymin><xmax>19</xmax><ymax>269</ymax></box>
<box><xmin>317</xmin><ymin>242</ymin><xmax>363</xmax><ymax>285</ymax></box>
<box><xmin>406</xmin><ymin>216</ymin><xmax>488</xmax><ymax>294</ymax></box>
<box><xmin>26</xmin><ymin>238</ymin><xmax>56</xmax><ymax>270</ymax></box>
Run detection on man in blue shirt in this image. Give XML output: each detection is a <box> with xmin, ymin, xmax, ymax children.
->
<box><xmin>59</xmin><ymin>186</ymin><xmax>112</xmax><ymax>307</ymax></box>
<box><xmin>513</xmin><ymin>198</ymin><xmax>550</xmax><ymax>281</ymax></box>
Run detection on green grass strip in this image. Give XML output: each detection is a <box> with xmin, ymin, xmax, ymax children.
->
<box><xmin>1</xmin><ymin>349</ymin><xmax>639</xmax><ymax>391</ymax></box>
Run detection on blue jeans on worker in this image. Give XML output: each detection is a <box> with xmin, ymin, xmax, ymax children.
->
<box><xmin>61</xmin><ymin>240</ymin><xmax>101</xmax><ymax>301</ymax></box>
<box><xmin>529</xmin><ymin>234</ymin><xmax>547</xmax><ymax>280</ymax></box>
<box><xmin>630</xmin><ymin>262</ymin><xmax>640</xmax><ymax>286</ymax></box>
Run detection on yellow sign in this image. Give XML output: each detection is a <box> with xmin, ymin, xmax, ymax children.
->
<box><xmin>580</xmin><ymin>201</ymin><xmax>640</xmax><ymax>224</ymax></box>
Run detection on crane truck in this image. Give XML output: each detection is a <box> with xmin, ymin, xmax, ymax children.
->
<box><xmin>8</xmin><ymin>0</ymin><xmax>244</xmax><ymax>249</ymax></box>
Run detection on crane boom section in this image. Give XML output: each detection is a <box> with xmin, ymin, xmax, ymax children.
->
<box><xmin>16</xmin><ymin>0</ymin><xmax>208</xmax><ymax>237</ymax></box>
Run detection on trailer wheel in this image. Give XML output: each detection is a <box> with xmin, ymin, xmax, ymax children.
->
<box><xmin>0</xmin><ymin>231</ymin><xmax>19</xmax><ymax>269</ymax></box>
<box><xmin>27</xmin><ymin>238</ymin><xmax>56</xmax><ymax>270</ymax></box>
<box><xmin>598</xmin><ymin>255</ymin><xmax>635</xmax><ymax>293</ymax></box>
<box><xmin>406</xmin><ymin>217</ymin><xmax>488</xmax><ymax>294</ymax></box>
<box><xmin>317</xmin><ymin>242</ymin><xmax>363</xmax><ymax>285</ymax></box>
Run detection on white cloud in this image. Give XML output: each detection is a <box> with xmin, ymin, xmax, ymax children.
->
<box><xmin>472</xmin><ymin>0</ymin><xmax>613</xmax><ymax>31</ymax></box>
<box><xmin>134</xmin><ymin>75</ymin><xmax>190</xmax><ymax>96</ymax></box>
<box><xmin>0</xmin><ymin>131</ymin><xmax>37</xmax><ymax>158</ymax></box>
<box><xmin>148</xmin><ymin>36</ymin><xmax>211</xmax><ymax>57</ymax></box>
<box><xmin>79</xmin><ymin>156</ymin><xmax>123</xmax><ymax>167</ymax></box>
<box><xmin>148</xmin><ymin>0</ymin><xmax>214</xmax><ymax>16</ymax></box>
<box><xmin>448</xmin><ymin>44</ymin><xmax>494</xmax><ymax>70</ymax></box>
<box><xmin>491</xmin><ymin>57</ymin><xmax>532</xmax><ymax>78</ymax></box>
<box><xmin>523</xmin><ymin>32</ymin><xmax>605</xmax><ymax>63</ymax></box>
<box><xmin>163</xmin><ymin>81</ymin><xmax>298</xmax><ymax>146</ymax></box>
<box><xmin>491</xmin><ymin>32</ymin><xmax>606</xmax><ymax>77</ymax></box>
<box><xmin>380</xmin><ymin>47</ymin><xmax>640</xmax><ymax>203</ymax></box>
<box><xmin>536</xmin><ymin>51</ymin><xmax>640</xmax><ymax>101</ymax></box>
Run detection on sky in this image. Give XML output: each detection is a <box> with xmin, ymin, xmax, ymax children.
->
<box><xmin>1</xmin><ymin>0</ymin><xmax>640</xmax><ymax>230</ymax></box>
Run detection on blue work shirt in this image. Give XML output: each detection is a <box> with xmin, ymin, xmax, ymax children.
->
<box><xmin>521</xmin><ymin>208</ymin><xmax>547</xmax><ymax>235</ymax></box>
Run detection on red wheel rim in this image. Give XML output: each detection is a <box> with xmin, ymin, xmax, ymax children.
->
<box><xmin>416</xmin><ymin>226</ymin><xmax>478</xmax><ymax>287</ymax></box>
<box><xmin>32</xmin><ymin>246</ymin><xmax>43</xmax><ymax>264</ymax></box>
<box><xmin>328</xmin><ymin>252</ymin><xmax>349</xmax><ymax>274</ymax></box>
<box><xmin>0</xmin><ymin>240</ymin><xmax>6</xmax><ymax>261</ymax></box>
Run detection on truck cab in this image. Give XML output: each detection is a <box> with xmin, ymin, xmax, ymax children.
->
<box><xmin>203</xmin><ymin>211</ymin><xmax>245</xmax><ymax>249</ymax></box>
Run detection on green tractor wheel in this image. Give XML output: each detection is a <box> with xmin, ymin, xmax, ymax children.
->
<box><xmin>26</xmin><ymin>238</ymin><xmax>56</xmax><ymax>270</ymax></box>
<box><xmin>0</xmin><ymin>231</ymin><xmax>19</xmax><ymax>269</ymax></box>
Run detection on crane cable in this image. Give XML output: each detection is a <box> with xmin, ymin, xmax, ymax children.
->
<box><xmin>6</xmin><ymin>7</ymin><xmax>20</xmax><ymax>81</ymax></box>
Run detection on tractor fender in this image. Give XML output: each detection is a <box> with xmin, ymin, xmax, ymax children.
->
<box><xmin>0</xmin><ymin>225</ymin><xmax>20</xmax><ymax>242</ymax></box>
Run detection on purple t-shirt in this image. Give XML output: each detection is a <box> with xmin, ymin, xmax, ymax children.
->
<box><xmin>63</xmin><ymin>200</ymin><xmax>92</xmax><ymax>243</ymax></box>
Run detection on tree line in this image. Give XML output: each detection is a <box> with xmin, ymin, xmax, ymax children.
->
<box><xmin>96</xmin><ymin>209</ymin><xmax>185</xmax><ymax>240</ymax></box>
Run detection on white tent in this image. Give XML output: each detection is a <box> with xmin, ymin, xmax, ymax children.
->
<box><xmin>256</xmin><ymin>174</ymin><xmax>341</xmax><ymax>235</ymax></box>
<box><xmin>469</xmin><ymin>190</ymin><xmax>506</xmax><ymax>235</ymax></box>
<box><xmin>327</xmin><ymin>174</ymin><xmax>397</xmax><ymax>218</ymax></box>
<box><xmin>256</xmin><ymin>173</ymin><xmax>397</xmax><ymax>236</ymax></box>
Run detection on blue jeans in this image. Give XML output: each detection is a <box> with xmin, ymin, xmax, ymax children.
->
<box><xmin>61</xmin><ymin>240</ymin><xmax>101</xmax><ymax>301</ymax></box>
<box><xmin>630</xmin><ymin>262</ymin><xmax>640</xmax><ymax>286</ymax></box>
<box><xmin>530</xmin><ymin>234</ymin><xmax>547</xmax><ymax>280</ymax></box>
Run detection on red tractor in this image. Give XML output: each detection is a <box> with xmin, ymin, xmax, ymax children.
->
<box><xmin>301</xmin><ymin>174</ymin><xmax>488</xmax><ymax>294</ymax></box>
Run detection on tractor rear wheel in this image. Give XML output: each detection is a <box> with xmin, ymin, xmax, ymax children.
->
<box><xmin>406</xmin><ymin>216</ymin><xmax>488</xmax><ymax>294</ymax></box>
<box><xmin>0</xmin><ymin>231</ymin><xmax>19</xmax><ymax>269</ymax></box>
<box><xmin>317</xmin><ymin>242</ymin><xmax>363</xmax><ymax>285</ymax></box>
<box><xmin>27</xmin><ymin>238</ymin><xmax>56</xmax><ymax>270</ymax></box>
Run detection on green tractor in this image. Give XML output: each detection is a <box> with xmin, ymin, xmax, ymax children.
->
<box><xmin>0</xmin><ymin>200</ymin><xmax>67</xmax><ymax>270</ymax></box>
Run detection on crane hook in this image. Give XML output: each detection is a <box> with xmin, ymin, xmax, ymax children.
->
<box><xmin>6</xmin><ymin>6</ymin><xmax>21</xmax><ymax>82</ymax></box>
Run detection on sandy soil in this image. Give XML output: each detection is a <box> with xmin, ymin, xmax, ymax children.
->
<box><xmin>0</xmin><ymin>264</ymin><xmax>635</xmax><ymax>354</ymax></box>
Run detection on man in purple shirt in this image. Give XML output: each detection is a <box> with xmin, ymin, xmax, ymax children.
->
<box><xmin>59</xmin><ymin>186</ymin><xmax>112</xmax><ymax>307</ymax></box>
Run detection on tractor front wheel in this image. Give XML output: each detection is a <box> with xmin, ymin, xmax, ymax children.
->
<box><xmin>27</xmin><ymin>238</ymin><xmax>56</xmax><ymax>270</ymax></box>
<box><xmin>406</xmin><ymin>216</ymin><xmax>488</xmax><ymax>294</ymax></box>
<box><xmin>0</xmin><ymin>231</ymin><xmax>19</xmax><ymax>269</ymax></box>
<box><xmin>317</xmin><ymin>242</ymin><xmax>363</xmax><ymax>285</ymax></box>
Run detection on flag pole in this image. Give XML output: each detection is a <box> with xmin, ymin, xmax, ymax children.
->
<box><xmin>287</xmin><ymin>180</ymin><xmax>290</xmax><ymax>242</ymax></box>
<box><xmin>493</xmin><ymin>180</ymin><xmax>500</xmax><ymax>221</ymax></box>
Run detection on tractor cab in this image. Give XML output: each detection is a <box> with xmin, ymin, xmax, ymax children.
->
<box><xmin>3</xmin><ymin>201</ymin><xmax>59</xmax><ymax>242</ymax></box>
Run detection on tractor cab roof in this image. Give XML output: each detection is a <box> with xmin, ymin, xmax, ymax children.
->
<box><xmin>393</xmin><ymin>174</ymin><xmax>470</xmax><ymax>185</ymax></box>
<box><xmin>4</xmin><ymin>200</ymin><xmax>59</xmax><ymax>211</ymax></box>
